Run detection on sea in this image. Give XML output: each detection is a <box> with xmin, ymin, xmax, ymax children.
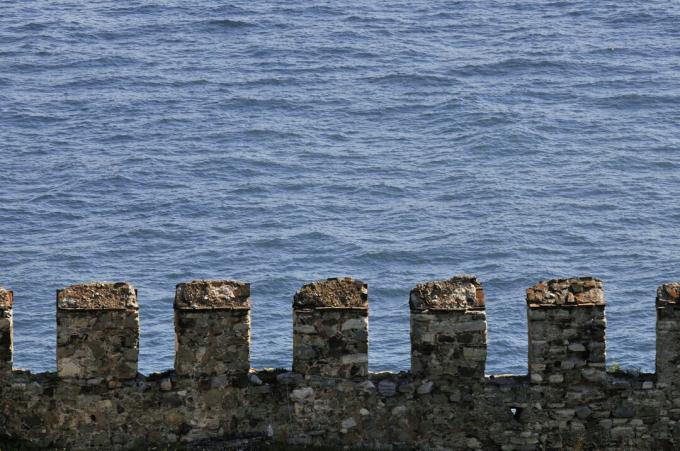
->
<box><xmin>1</xmin><ymin>0</ymin><xmax>679</xmax><ymax>376</ymax></box>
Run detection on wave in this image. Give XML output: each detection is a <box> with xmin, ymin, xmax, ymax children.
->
<box><xmin>204</xmin><ymin>19</ymin><xmax>256</xmax><ymax>29</ymax></box>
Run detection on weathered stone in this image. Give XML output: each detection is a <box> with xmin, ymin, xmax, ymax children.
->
<box><xmin>417</xmin><ymin>381</ymin><xmax>433</xmax><ymax>395</ymax></box>
<box><xmin>575</xmin><ymin>406</ymin><xmax>592</xmax><ymax>419</ymax></box>
<box><xmin>411</xmin><ymin>276</ymin><xmax>487</xmax><ymax>380</ymax></box>
<box><xmin>293</xmin><ymin>277</ymin><xmax>367</xmax><ymax>309</ymax></box>
<box><xmin>0</xmin><ymin>288</ymin><xmax>12</xmax><ymax>310</ymax></box>
<box><xmin>378</xmin><ymin>379</ymin><xmax>397</xmax><ymax>397</ymax></box>
<box><xmin>57</xmin><ymin>282</ymin><xmax>137</xmax><ymax>310</ymax></box>
<box><xmin>290</xmin><ymin>387</ymin><xmax>314</xmax><ymax>403</ymax></box>
<box><xmin>0</xmin><ymin>278</ymin><xmax>679</xmax><ymax>451</ymax></box>
<box><xmin>56</xmin><ymin>282</ymin><xmax>139</xmax><ymax>381</ymax></box>
<box><xmin>409</xmin><ymin>275</ymin><xmax>483</xmax><ymax>311</ymax></box>
<box><xmin>160</xmin><ymin>378</ymin><xmax>172</xmax><ymax>392</ymax></box>
<box><xmin>174</xmin><ymin>280</ymin><xmax>250</xmax><ymax>310</ymax></box>
<box><xmin>613</xmin><ymin>406</ymin><xmax>636</xmax><ymax>418</ymax></box>
<box><xmin>276</xmin><ymin>372</ymin><xmax>303</xmax><ymax>385</ymax></box>
<box><xmin>293</xmin><ymin>279</ymin><xmax>368</xmax><ymax>378</ymax></box>
<box><xmin>341</xmin><ymin>417</ymin><xmax>356</xmax><ymax>429</ymax></box>
<box><xmin>174</xmin><ymin>280</ymin><xmax>251</xmax><ymax>378</ymax></box>
<box><xmin>356</xmin><ymin>380</ymin><xmax>376</xmax><ymax>394</ymax></box>
<box><xmin>526</xmin><ymin>277</ymin><xmax>604</xmax><ymax>307</ymax></box>
<box><xmin>527</xmin><ymin>277</ymin><xmax>606</xmax><ymax>386</ymax></box>
<box><xmin>0</xmin><ymin>288</ymin><xmax>13</xmax><ymax>373</ymax></box>
<box><xmin>567</xmin><ymin>343</ymin><xmax>586</xmax><ymax>352</ymax></box>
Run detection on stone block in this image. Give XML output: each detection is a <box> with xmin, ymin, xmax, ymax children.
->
<box><xmin>174</xmin><ymin>280</ymin><xmax>251</xmax><ymax>378</ymax></box>
<box><xmin>56</xmin><ymin>282</ymin><xmax>139</xmax><ymax>381</ymax></box>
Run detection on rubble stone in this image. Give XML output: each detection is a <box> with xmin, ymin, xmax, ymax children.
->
<box><xmin>56</xmin><ymin>282</ymin><xmax>139</xmax><ymax>381</ymax></box>
<box><xmin>0</xmin><ymin>277</ymin><xmax>678</xmax><ymax>450</ymax></box>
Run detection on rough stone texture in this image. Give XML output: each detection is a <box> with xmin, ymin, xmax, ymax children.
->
<box><xmin>526</xmin><ymin>276</ymin><xmax>604</xmax><ymax>306</ymax></box>
<box><xmin>409</xmin><ymin>275</ymin><xmax>484</xmax><ymax>311</ymax></box>
<box><xmin>527</xmin><ymin>278</ymin><xmax>606</xmax><ymax>387</ymax></box>
<box><xmin>410</xmin><ymin>275</ymin><xmax>486</xmax><ymax>380</ymax></box>
<box><xmin>293</xmin><ymin>277</ymin><xmax>368</xmax><ymax>309</ymax></box>
<box><xmin>56</xmin><ymin>282</ymin><xmax>139</xmax><ymax>381</ymax></box>
<box><xmin>293</xmin><ymin>278</ymin><xmax>368</xmax><ymax>378</ymax></box>
<box><xmin>656</xmin><ymin>283</ymin><xmax>680</xmax><ymax>387</ymax></box>
<box><xmin>657</xmin><ymin>283</ymin><xmax>680</xmax><ymax>304</ymax></box>
<box><xmin>0</xmin><ymin>288</ymin><xmax>12</xmax><ymax>310</ymax></box>
<box><xmin>0</xmin><ymin>288</ymin><xmax>12</xmax><ymax>374</ymax></box>
<box><xmin>174</xmin><ymin>280</ymin><xmax>250</xmax><ymax>310</ymax></box>
<box><xmin>57</xmin><ymin>282</ymin><xmax>137</xmax><ymax>310</ymax></box>
<box><xmin>2</xmin><ymin>277</ymin><xmax>680</xmax><ymax>451</ymax></box>
<box><xmin>174</xmin><ymin>280</ymin><xmax>251</xmax><ymax>378</ymax></box>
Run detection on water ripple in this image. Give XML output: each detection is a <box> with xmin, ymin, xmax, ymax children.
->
<box><xmin>1</xmin><ymin>0</ymin><xmax>679</xmax><ymax>376</ymax></box>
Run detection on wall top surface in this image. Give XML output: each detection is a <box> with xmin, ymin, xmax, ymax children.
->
<box><xmin>293</xmin><ymin>277</ymin><xmax>368</xmax><ymax>309</ymax></box>
<box><xmin>526</xmin><ymin>276</ymin><xmax>604</xmax><ymax>308</ymax></box>
<box><xmin>174</xmin><ymin>280</ymin><xmax>251</xmax><ymax>310</ymax></box>
<box><xmin>0</xmin><ymin>288</ymin><xmax>12</xmax><ymax>310</ymax></box>
<box><xmin>57</xmin><ymin>282</ymin><xmax>137</xmax><ymax>311</ymax></box>
<box><xmin>409</xmin><ymin>275</ymin><xmax>484</xmax><ymax>312</ymax></box>
<box><xmin>657</xmin><ymin>283</ymin><xmax>680</xmax><ymax>306</ymax></box>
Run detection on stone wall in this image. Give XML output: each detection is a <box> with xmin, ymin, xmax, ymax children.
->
<box><xmin>174</xmin><ymin>280</ymin><xmax>251</xmax><ymax>378</ymax></box>
<box><xmin>56</xmin><ymin>282</ymin><xmax>139</xmax><ymax>382</ymax></box>
<box><xmin>410</xmin><ymin>275</ymin><xmax>486</xmax><ymax>381</ymax></box>
<box><xmin>0</xmin><ymin>288</ymin><xmax>12</xmax><ymax>375</ymax></box>
<box><xmin>0</xmin><ymin>276</ymin><xmax>678</xmax><ymax>450</ymax></box>
<box><xmin>293</xmin><ymin>277</ymin><xmax>368</xmax><ymax>378</ymax></box>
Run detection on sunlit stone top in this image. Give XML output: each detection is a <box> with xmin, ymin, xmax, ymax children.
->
<box><xmin>657</xmin><ymin>283</ymin><xmax>680</xmax><ymax>306</ymax></box>
<box><xmin>293</xmin><ymin>277</ymin><xmax>368</xmax><ymax>309</ymax></box>
<box><xmin>174</xmin><ymin>280</ymin><xmax>251</xmax><ymax>310</ymax></box>
<box><xmin>0</xmin><ymin>287</ymin><xmax>12</xmax><ymax>309</ymax></box>
<box><xmin>57</xmin><ymin>282</ymin><xmax>138</xmax><ymax>310</ymax></box>
<box><xmin>409</xmin><ymin>275</ymin><xmax>484</xmax><ymax>311</ymax></box>
<box><xmin>526</xmin><ymin>277</ymin><xmax>604</xmax><ymax>307</ymax></box>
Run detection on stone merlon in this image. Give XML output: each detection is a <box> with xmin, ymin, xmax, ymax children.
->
<box><xmin>0</xmin><ymin>288</ymin><xmax>12</xmax><ymax>309</ymax></box>
<box><xmin>657</xmin><ymin>283</ymin><xmax>680</xmax><ymax>306</ymax></box>
<box><xmin>526</xmin><ymin>276</ymin><xmax>604</xmax><ymax>307</ymax></box>
<box><xmin>409</xmin><ymin>275</ymin><xmax>484</xmax><ymax>311</ymax></box>
<box><xmin>174</xmin><ymin>280</ymin><xmax>251</xmax><ymax>310</ymax></box>
<box><xmin>57</xmin><ymin>282</ymin><xmax>138</xmax><ymax>310</ymax></box>
<box><xmin>293</xmin><ymin>277</ymin><xmax>368</xmax><ymax>309</ymax></box>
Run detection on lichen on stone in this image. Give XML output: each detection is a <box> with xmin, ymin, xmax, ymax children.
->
<box><xmin>57</xmin><ymin>282</ymin><xmax>137</xmax><ymax>310</ymax></box>
<box><xmin>0</xmin><ymin>288</ymin><xmax>12</xmax><ymax>310</ymax></box>
<box><xmin>657</xmin><ymin>283</ymin><xmax>680</xmax><ymax>305</ymax></box>
<box><xmin>526</xmin><ymin>277</ymin><xmax>604</xmax><ymax>306</ymax></box>
<box><xmin>293</xmin><ymin>277</ymin><xmax>368</xmax><ymax>309</ymax></box>
<box><xmin>174</xmin><ymin>280</ymin><xmax>250</xmax><ymax>310</ymax></box>
<box><xmin>409</xmin><ymin>275</ymin><xmax>483</xmax><ymax>311</ymax></box>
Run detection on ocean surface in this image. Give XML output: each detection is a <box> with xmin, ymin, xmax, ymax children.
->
<box><xmin>1</xmin><ymin>1</ymin><xmax>679</xmax><ymax>376</ymax></box>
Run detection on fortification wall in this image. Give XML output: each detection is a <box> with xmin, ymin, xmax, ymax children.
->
<box><xmin>0</xmin><ymin>276</ymin><xmax>677</xmax><ymax>450</ymax></box>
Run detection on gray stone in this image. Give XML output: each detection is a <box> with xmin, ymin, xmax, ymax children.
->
<box><xmin>417</xmin><ymin>381</ymin><xmax>433</xmax><ymax>394</ymax></box>
<box><xmin>378</xmin><ymin>380</ymin><xmax>397</xmax><ymax>397</ymax></box>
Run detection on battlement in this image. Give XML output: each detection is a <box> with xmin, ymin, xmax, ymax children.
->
<box><xmin>0</xmin><ymin>275</ymin><xmax>677</xmax><ymax>450</ymax></box>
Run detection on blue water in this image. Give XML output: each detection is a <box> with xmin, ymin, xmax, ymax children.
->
<box><xmin>1</xmin><ymin>1</ymin><xmax>679</xmax><ymax>376</ymax></box>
